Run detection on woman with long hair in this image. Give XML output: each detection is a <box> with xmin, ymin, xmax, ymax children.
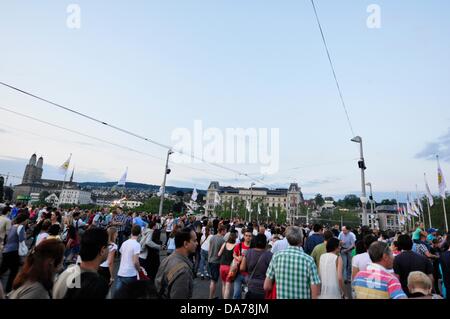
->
<box><xmin>98</xmin><ymin>227</ymin><xmax>118</xmax><ymax>286</ymax></box>
<box><xmin>218</xmin><ymin>232</ymin><xmax>237</xmax><ymax>299</ymax></box>
<box><xmin>0</xmin><ymin>214</ymin><xmax>28</xmax><ymax>293</ymax></box>
<box><xmin>8</xmin><ymin>239</ymin><xmax>65</xmax><ymax>299</ymax></box>
<box><xmin>146</xmin><ymin>228</ymin><xmax>162</xmax><ymax>281</ymax></box>
<box><xmin>166</xmin><ymin>225</ymin><xmax>179</xmax><ymax>255</ymax></box>
<box><xmin>198</xmin><ymin>226</ymin><xmax>212</xmax><ymax>279</ymax></box>
<box><xmin>64</xmin><ymin>225</ymin><xmax>80</xmax><ymax>266</ymax></box>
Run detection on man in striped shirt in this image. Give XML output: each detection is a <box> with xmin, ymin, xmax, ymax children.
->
<box><xmin>353</xmin><ymin>241</ymin><xmax>407</xmax><ymax>299</ymax></box>
<box><xmin>111</xmin><ymin>208</ymin><xmax>127</xmax><ymax>249</ymax></box>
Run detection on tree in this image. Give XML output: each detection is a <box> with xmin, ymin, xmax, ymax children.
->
<box><xmin>380</xmin><ymin>199</ymin><xmax>397</xmax><ymax>205</ymax></box>
<box><xmin>338</xmin><ymin>194</ymin><xmax>360</xmax><ymax>208</ymax></box>
<box><xmin>314</xmin><ymin>194</ymin><xmax>325</xmax><ymax>207</ymax></box>
<box><xmin>133</xmin><ymin>197</ymin><xmax>175</xmax><ymax>215</ymax></box>
<box><xmin>39</xmin><ymin>191</ymin><xmax>50</xmax><ymax>202</ymax></box>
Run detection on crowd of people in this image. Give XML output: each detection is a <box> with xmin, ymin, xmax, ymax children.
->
<box><xmin>0</xmin><ymin>202</ymin><xmax>449</xmax><ymax>300</ymax></box>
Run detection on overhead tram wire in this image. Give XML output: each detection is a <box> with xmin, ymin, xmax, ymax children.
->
<box><xmin>0</xmin><ymin>105</ymin><xmax>231</xmax><ymax>181</ymax></box>
<box><xmin>0</xmin><ymin>81</ymin><xmax>273</xmax><ymax>188</ymax></box>
<box><xmin>309</xmin><ymin>0</ymin><xmax>355</xmax><ymax>138</ymax></box>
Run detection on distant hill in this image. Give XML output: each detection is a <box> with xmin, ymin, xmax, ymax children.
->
<box><xmin>78</xmin><ymin>182</ymin><xmax>206</xmax><ymax>194</ymax></box>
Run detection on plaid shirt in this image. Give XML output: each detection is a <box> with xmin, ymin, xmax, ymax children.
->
<box><xmin>266</xmin><ymin>246</ymin><xmax>321</xmax><ymax>299</ymax></box>
<box><xmin>112</xmin><ymin>213</ymin><xmax>127</xmax><ymax>232</ymax></box>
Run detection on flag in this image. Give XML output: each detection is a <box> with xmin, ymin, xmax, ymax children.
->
<box><xmin>214</xmin><ymin>192</ymin><xmax>221</xmax><ymax>205</ymax></box>
<box><xmin>403</xmin><ymin>205</ymin><xmax>411</xmax><ymax>220</ymax></box>
<box><xmin>407</xmin><ymin>195</ymin><xmax>418</xmax><ymax>217</ymax></box>
<box><xmin>191</xmin><ymin>187</ymin><xmax>198</xmax><ymax>201</ymax></box>
<box><xmin>231</xmin><ymin>197</ymin><xmax>234</xmax><ymax>210</ymax></box>
<box><xmin>59</xmin><ymin>154</ymin><xmax>72</xmax><ymax>174</ymax></box>
<box><xmin>267</xmin><ymin>207</ymin><xmax>270</xmax><ymax>217</ymax></box>
<box><xmin>117</xmin><ymin>167</ymin><xmax>128</xmax><ymax>186</ymax></box>
<box><xmin>437</xmin><ymin>156</ymin><xmax>447</xmax><ymax>199</ymax></box>
<box><xmin>258</xmin><ymin>203</ymin><xmax>261</xmax><ymax>215</ymax></box>
<box><xmin>246</xmin><ymin>200</ymin><xmax>251</xmax><ymax>212</ymax></box>
<box><xmin>424</xmin><ymin>173</ymin><xmax>434</xmax><ymax>207</ymax></box>
<box><xmin>416</xmin><ymin>196</ymin><xmax>423</xmax><ymax>214</ymax></box>
<box><xmin>275</xmin><ymin>209</ymin><xmax>278</xmax><ymax>220</ymax></box>
<box><xmin>157</xmin><ymin>186</ymin><xmax>163</xmax><ymax>197</ymax></box>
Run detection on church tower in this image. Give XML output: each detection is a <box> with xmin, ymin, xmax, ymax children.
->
<box><xmin>35</xmin><ymin>156</ymin><xmax>44</xmax><ymax>182</ymax></box>
<box><xmin>22</xmin><ymin>154</ymin><xmax>37</xmax><ymax>184</ymax></box>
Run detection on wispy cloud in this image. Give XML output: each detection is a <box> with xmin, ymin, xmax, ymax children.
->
<box><xmin>416</xmin><ymin>128</ymin><xmax>450</xmax><ymax>161</ymax></box>
<box><xmin>302</xmin><ymin>177</ymin><xmax>342</xmax><ymax>188</ymax></box>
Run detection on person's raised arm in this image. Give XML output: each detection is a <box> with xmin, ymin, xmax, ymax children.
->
<box><xmin>338</xmin><ymin>256</ymin><xmax>345</xmax><ymax>298</ymax></box>
<box><xmin>107</xmin><ymin>249</ymin><xmax>116</xmax><ymax>285</ymax></box>
<box><xmin>218</xmin><ymin>243</ymin><xmax>226</xmax><ymax>257</ymax></box>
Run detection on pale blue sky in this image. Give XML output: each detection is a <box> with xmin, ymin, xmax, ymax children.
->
<box><xmin>0</xmin><ymin>0</ymin><xmax>449</xmax><ymax>200</ymax></box>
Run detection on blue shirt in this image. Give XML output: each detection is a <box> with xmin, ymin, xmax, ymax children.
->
<box><xmin>304</xmin><ymin>233</ymin><xmax>324</xmax><ymax>255</ymax></box>
<box><xmin>10</xmin><ymin>207</ymin><xmax>19</xmax><ymax>220</ymax></box>
<box><xmin>3</xmin><ymin>225</ymin><xmax>25</xmax><ymax>253</ymax></box>
<box><xmin>133</xmin><ymin>216</ymin><xmax>147</xmax><ymax>228</ymax></box>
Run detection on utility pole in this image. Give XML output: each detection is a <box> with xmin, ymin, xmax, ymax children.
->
<box><xmin>249</xmin><ymin>182</ymin><xmax>255</xmax><ymax>223</ymax></box>
<box><xmin>158</xmin><ymin>149</ymin><xmax>173</xmax><ymax>216</ymax></box>
<box><xmin>351</xmin><ymin>136</ymin><xmax>368</xmax><ymax>226</ymax></box>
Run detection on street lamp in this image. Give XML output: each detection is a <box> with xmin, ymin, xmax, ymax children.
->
<box><xmin>249</xmin><ymin>182</ymin><xmax>255</xmax><ymax>223</ymax></box>
<box><xmin>366</xmin><ymin>182</ymin><xmax>375</xmax><ymax>227</ymax></box>
<box><xmin>351</xmin><ymin>136</ymin><xmax>368</xmax><ymax>226</ymax></box>
<box><xmin>158</xmin><ymin>149</ymin><xmax>173</xmax><ymax>216</ymax></box>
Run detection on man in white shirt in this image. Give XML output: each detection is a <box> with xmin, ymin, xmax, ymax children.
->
<box><xmin>338</xmin><ymin>226</ymin><xmax>357</xmax><ymax>283</ymax></box>
<box><xmin>113</xmin><ymin>225</ymin><xmax>142</xmax><ymax>298</ymax></box>
<box><xmin>271</xmin><ymin>237</ymin><xmax>289</xmax><ymax>254</ymax></box>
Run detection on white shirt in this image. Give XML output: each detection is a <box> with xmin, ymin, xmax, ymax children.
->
<box><xmin>36</xmin><ymin>232</ymin><xmax>49</xmax><ymax>246</ymax></box>
<box><xmin>264</xmin><ymin>230</ymin><xmax>272</xmax><ymax>242</ymax></box>
<box><xmin>100</xmin><ymin>243</ymin><xmax>118</xmax><ymax>268</ymax></box>
<box><xmin>201</xmin><ymin>234</ymin><xmax>212</xmax><ymax>251</ymax></box>
<box><xmin>167</xmin><ymin>237</ymin><xmax>176</xmax><ymax>250</ymax></box>
<box><xmin>165</xmin><ymin>218</ymin><xmax>174</xmax><ymax>232</ymax></box>
<box><xmin>271</xmin><ymin>237</ymin><xmax>289</xmax><ymax>254</ymax></box>
<box><xmin>117</xmin><ymin>239</ymin><xmax>140</xmax><ymax>277</ymax></box>
<box><xmin>352</xmin><ymin>252</ymin><xmax>372</xmax><ymax>272</ymax></box>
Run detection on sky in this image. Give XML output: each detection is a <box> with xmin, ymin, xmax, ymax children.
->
<box><xmin>0</xmin><ymin>0</ymin><xmax>449</xmax><ymax>201</ymax></box>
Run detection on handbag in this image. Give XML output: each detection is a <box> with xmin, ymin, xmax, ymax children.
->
<box><xmin>242</xmin><ymin>251</ymin><xmax>265</xmax><ymax>299</ymax></box>
<box><xmin>17</xmin><ymin>225</ymin><xmax>28</xmax><ymax>257</ymax></box>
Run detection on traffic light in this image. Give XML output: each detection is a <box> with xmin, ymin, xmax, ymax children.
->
<box><xmin>358</xmin><ymin>160</ymin><xmax>366</xmax><ymax>170</ymax></box>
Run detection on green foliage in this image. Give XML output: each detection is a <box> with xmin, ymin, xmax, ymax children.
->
<box><xmin>314</xmin><ymin>194</ymin><xmax>325</xmax><ymax>206</ymax></box>
<box><xmin>336</xmin><ymin>194</ymin><xmax>360</xmax><ymax>208</ymax></box>
<box><xmin>380</xmin><ymin>199</ymin><xmax>397</xmax><ymax>205</ymax></box>
<box><xmin>213</xmin><ymin>197</ymin><xmax>287</xmax><ymax>225</ymax></box>
<box><xmin>132</xmin><ymin>196</ymin><xmax>176</xmax><ymax>215</ymax></box>
<box><xmin>419</xmin><ymin>196</ymin><xmax>450</xmax><ymax>232</ymax></box>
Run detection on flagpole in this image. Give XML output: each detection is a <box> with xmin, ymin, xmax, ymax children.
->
<box><xmin>443</xmin><ymin>197</ymin><xmax>449</xmax><ymax>233</ymax></box>
<box><xmin>426</xmin><ymin>197</ymin><xmax>432</xmax><ymax>229</ymax></box>
<box><xmin>57</xmin><ymin>169</ymin><xmax>68</xmax><ymax>209</ymax></box>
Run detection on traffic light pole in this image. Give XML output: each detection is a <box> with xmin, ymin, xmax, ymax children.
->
<box><xmin>158</xmin><ymin>149</ymin><xmax>173</xmax><ymax>217</ymax></box>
